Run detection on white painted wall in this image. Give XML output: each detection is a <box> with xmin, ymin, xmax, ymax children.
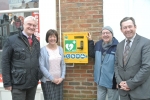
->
<box><xmin>103</xmin><ymin>0</ymin><xmax>150</xmax><ymax>42</ymax></box>
<box><xmin>39</xmin><ymin>0</ymin><xmax>57</xmax><ymax>47</ymax></box>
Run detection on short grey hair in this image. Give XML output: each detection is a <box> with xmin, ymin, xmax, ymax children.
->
<box><xmin>24</xmin><ymin>16</ymin><xmax>37</xmax><ymax>24</ymax></box>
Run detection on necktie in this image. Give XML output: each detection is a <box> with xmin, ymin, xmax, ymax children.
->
<box><xmin>123</xmin><ymin>40</ymin><xmax>130</xmax><ymax>66</ymax></box>
<box><xmin>28</xmin><ymin>36</ymin><xmax>33</xmax><ymax>46</ymax></box>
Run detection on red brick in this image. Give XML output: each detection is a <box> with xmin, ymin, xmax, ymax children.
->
<box><xmin>86</xmin><ymin>11</ymin><xmax>99</xmax><ymax>15</ymax></box>
<box><xmin>74</xmin><ymin>70</ymin><xmax>86</xmax><ymax>73</ymax></box>
<box><xmin>75</xmin><ymin>86</ymin><xmax>86</xmax><ymax>89</ymax></box>
<box><xmin>86</xmin><ymin>94</ymin><xmax>97</xmax><ymax>98</ymax></box>
<box><xmin>67</xmin><ymin>16</ymin><xmax>79</xmax><ymax>19</ymax></box>
<box><xmin>61</xmin><ymin>12</ymin><xmax>73</xmax><ymax>17</ymax></box>
<box><xmin>66</xmin><ymin>73</ymin><xmax>80</xmax><ymax>77</ymax></box>
<box><xmin>64</xmin><ymin>81</ymin><xmax>69</xmax><ymax>85</ymax></box>
<box><xmin>69</xmin><ymin>82</ymin><xmax>80</xmax><ymax>85</ymax></box>
<box><xmin>66</xmin><ymin>24</ymin><xmax>79</xmax><ymax>29</ymax></box>
<box><xmin>64</xmin><ymin>90</ymin><xmax>69</xmax><ymax>93</ymax></box>
<box><xmin>67</xmin><ymin>0</ymin><xmax>79</xmax><ymax>2</ymax></box>
<box><xmin>87</xmin><ymin>86</ymin><xmax>97</xmax><ymax>90</ymax></box>
<box><xmin>80</xmin><ymin>65</ymin><xmax>93</xmax><ymax>69</ymax></box>
<box><xmin>88</xmin><ymin>27</ymin><xmax>100</xmax><ymax>32</ymax></box>
<box><xmin>66</xmin><ymin>69</ymin><xmax>74</xmax><ymax>73</ymax></box>
<box><xmin>87</xmin><ymin>19</ymin><xmax>98</xmax><ymax>23</ymax></box>
<box><xmin>92</xmin><ymin>23</ymin><xmax>103</xmax><ymax>27</ymax></box>
<box><xmin>73</xmin><ymin>28</ymin><xmax>82</xmax><ymax>32</ymax></box>
<box><xmin>81</xmin><ymin>74</ymin><xmax>93</xmax><ymax>77</ymax></box>
<box><xmin>80</xmin><ymin>24</ymin><xmax>91</xmax><ymax>28</ymax></box>
<box><xmin>62</xmin><ymin>28</ymin><xmax>73</xmax><ymax>32</ymax></box>
<box><xmin>94</xmin><ymin>91</ymin><xmax>97</xmax><ymax>94</ymax></box>
<box><xmin>64</xmin><ymin>98</ymin><xmax>80</xmax><ymax>100</ymax></box>
<box><xmin>74</xmin><ymin>78</ymin><xmax>86</xmax><ymax>81</ymax></box>
<box><xmin>82</xmin><ymin>82</ymin><xmax>93</xmax><ymax>86</ymax></box>
<box><xmin>86</xmin><ymin>2</ymin><xmax>102</xmax><ymax>6</ymax></box>
<box><xmin>68</xmin><ymin>7</ymin><xmax>79</xmax><ymax>11</ymax></box>
<box><xmin>65</xmin><ymin>77</ymin><xmax>74</xmax><ymax>81</ymax></box>
<box><xmin>80</xmin><ymin>15</ymin><xmax>92</xmax><ymax>19</ymax></box>
<box><xmin>64</xmin><ymin>86</ymin><xmax>74</xmax><ymax>89</ymax></box>
<box><xmin>79</xmin><ymin>6</ymin><xmax>91</xmax><ymax>11</ymax></box>
<box><xmin>87</xmin><ymin>77</ymin><xmax>94</xmax><ymax>81</ymax></box>
<box><xmin>73</xmin><ymin>11</ymin><xmax>85</xmax><ymax>16</ymax></box>
<box><xmin>69</xmin><ymin>90</ymin><xmax>81</xmax><ymax>93</ymax></box>
<box><xmin>79</xmin><ymin>0</ymin><xmax>92</xmax><ymax>2</ymax></box>
<box><xmin>74</xmin><ymin>94</ymin><xmax>86</xmax><ymax>98</ymax></box>
<box><xmin>92</xmin><ymin>32</ymin><xmax>101</xmax><ymax>36</ymax></box>
<box><xmin>64</xmin><ymin>93</ymin><xmax>75</xmax><ymax>97</ymax></box>
<box><xmin>74</xmin><ymin>19</ymin><xmax>87</xmax><ymax>23</ymax></box>
<box><xmin>93</xmin><ymin>15</ymin><xmax>103</xmax><ymax>18</ymax></box>
<box><xmin>87</xmin><ymin>70</ymin><xmax>94</xmax><ymax>73</ymax></box>
<box><xmin>62</xmin><ymin>20</ymin><xmax>74</xmax><ymax>24</ymax></box>
<box><xmin>81</xmin><ymin>90</ymin><xmax>93</xmax><ymax>94</ymax></box>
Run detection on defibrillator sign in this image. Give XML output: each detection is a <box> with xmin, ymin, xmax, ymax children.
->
<box><xmin>63</xmin><ymin>32</ymin><xmax>88</xmax><ymax>63</ymax></box>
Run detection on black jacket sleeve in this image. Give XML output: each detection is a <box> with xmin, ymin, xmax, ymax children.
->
<box><xmin>1</xmin><ymin>38</ymin><xmax>13</xmax><ymax>87</ymax></box>
<box><xmin>88</xmin><ymin>40</ymin><xmax>95</xmax><ymax>58</ymax></box>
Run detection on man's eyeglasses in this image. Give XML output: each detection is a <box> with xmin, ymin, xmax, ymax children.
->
<box><xmin>101</xmin><ymin>32</ymin><xmax>111</xmax><ymax>35</ymax></box>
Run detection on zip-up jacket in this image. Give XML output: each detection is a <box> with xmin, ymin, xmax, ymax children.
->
<box><xmin>1</xmin><ymin>32</ymin><xmax>42</xmax><ymax>89</ymax></box>
<box><xmin>88</xmin><ymin>37</ymin><xmax>118</xmax><ymax>89</ymax></box>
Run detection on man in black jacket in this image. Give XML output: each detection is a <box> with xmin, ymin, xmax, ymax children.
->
<box><xmin>1</xmin><ymin>16</ymin><xmax>41</xmax><ymax>100</ymax></box>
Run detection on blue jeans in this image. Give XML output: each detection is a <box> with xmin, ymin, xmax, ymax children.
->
<box><xmin>97</xmin><ymin>85</ymin><xmax>119</xmax><ymax>100</ymax></box>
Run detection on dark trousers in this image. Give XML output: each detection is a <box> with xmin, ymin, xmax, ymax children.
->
<box><xmin>11</xmin><ymin>86</ymin><xmax>37</xmax><ymax>100</ymax></box>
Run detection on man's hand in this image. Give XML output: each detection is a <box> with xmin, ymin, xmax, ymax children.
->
<box><xmin>5</xmin><ymin>86</ymin><xmax>12</xmax><ymax>91</ymax></box>
<box><xmin>87</xmin><ymin>33</ymin><xmax>92</xmax><ymax>40</ymax></box>
<box><xmin>119</xmin><ymin>81</ymin><xmax>130</xmax><ymax>91</ymax></box>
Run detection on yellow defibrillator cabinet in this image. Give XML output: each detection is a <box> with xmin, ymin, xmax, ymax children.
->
<box><xmin>63</xmin><ymin>32</ymin><xmax>88</xmax><ymax>63</ymax></box>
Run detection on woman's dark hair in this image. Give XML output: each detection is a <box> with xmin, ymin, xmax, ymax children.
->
<box><xmin>45</xmin><ymin>29</ymin><xmax>58</xmax><ymax>43</ymax></box>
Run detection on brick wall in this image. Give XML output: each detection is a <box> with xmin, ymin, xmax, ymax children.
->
<box><xmin>56</xmin><ymin>0</ymin><xmax>103</xmax><ymax>99</ymax></box>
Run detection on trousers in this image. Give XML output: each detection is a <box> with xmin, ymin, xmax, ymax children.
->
<box><xmin>97</xmin><ymin>85</ymin><xmax>119</xmax><ymax>100</ymax></box>
<box><xmin>11</xmin><ymin>86</ymin><xmax>37</xmax><ymax>100</ymax></box>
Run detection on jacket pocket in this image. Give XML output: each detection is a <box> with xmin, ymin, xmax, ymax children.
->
<box><xmin>11</xmin><ymin>69</ymin><xmax>26</xmax><ymax>85</ymax></box>
<box><xmin>13</xmin><ymin>48</ymin><xmax>26</xmax><ymax>60</ymax></box>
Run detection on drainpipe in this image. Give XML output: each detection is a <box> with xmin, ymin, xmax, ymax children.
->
<box><xmin>59</xmin><ymin>0</ymin><xmax>62</xmax><ymax>46</ymax></box>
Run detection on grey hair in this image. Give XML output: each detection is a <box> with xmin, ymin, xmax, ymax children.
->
<box><xmin>24</xmin><ymin>16</ymin><xmax>37</xmax><ymax>24</ymax></box>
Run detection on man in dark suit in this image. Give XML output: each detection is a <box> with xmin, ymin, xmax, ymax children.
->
<box><xmin>115</xmin><ymin>17</ymin><xmax>150</xmax><ymax>100</ymax></box>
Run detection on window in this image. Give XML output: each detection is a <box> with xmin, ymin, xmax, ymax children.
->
<box><xmin>0</xmin><ymin>0</ymin><xmax>39</xmax><ymax>73</ymax></box>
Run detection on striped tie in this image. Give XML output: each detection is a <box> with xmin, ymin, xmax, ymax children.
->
<box><xmin>123</xmin><ymin>40</ymin><xmax>130</xmax><ymax>66</ymax></box>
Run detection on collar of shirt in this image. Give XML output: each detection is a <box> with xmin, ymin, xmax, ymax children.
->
<box><xmin>22</xmin><ymin>31</ymin><xmax>32</xmax><ymax>38</ymax></box>
<box><xmin>124</xmin><ymin>33</ymin><xmax>136</xmax><ymax>48</ymax></box>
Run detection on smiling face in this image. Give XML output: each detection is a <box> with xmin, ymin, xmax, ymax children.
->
<box><xmin>23</xmin><ymin>18</ymin><xmax>37</xmax><ymax>36</ymax></box>
<box><xmin>48</xmin><ymin>34</ymin><xmax>57</xmax><ymax>45</ymax></box>
<box><xmin>101</xmin><ymin>29</ymin><xmax>113</xmax><ymax>43</ymax></box>
<box><xmin>121</xmin><ymin>19</ymin><xmax>136</xmax><ymax>39</ymax></box>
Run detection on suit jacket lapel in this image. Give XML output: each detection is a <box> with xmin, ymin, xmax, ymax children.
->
<box><xmin>119</xmin><ymin>40</ymin><xmax>125</xmax><ymax>67</ymax></box>
<box><xmin>125</xmin><ymin>34</ymin><xmax>140</xmax><ymax>67</ymax></box>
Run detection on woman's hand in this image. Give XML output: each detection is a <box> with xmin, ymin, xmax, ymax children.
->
<box><xmin>52</xmin><ymin>79</ymin><xmax>59</xmax><ymax>84</ymax></box>
<box><xmin>56</xmin><ymin>78</ymin><xmax>63</xmax><ymax>85</ymax></box>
